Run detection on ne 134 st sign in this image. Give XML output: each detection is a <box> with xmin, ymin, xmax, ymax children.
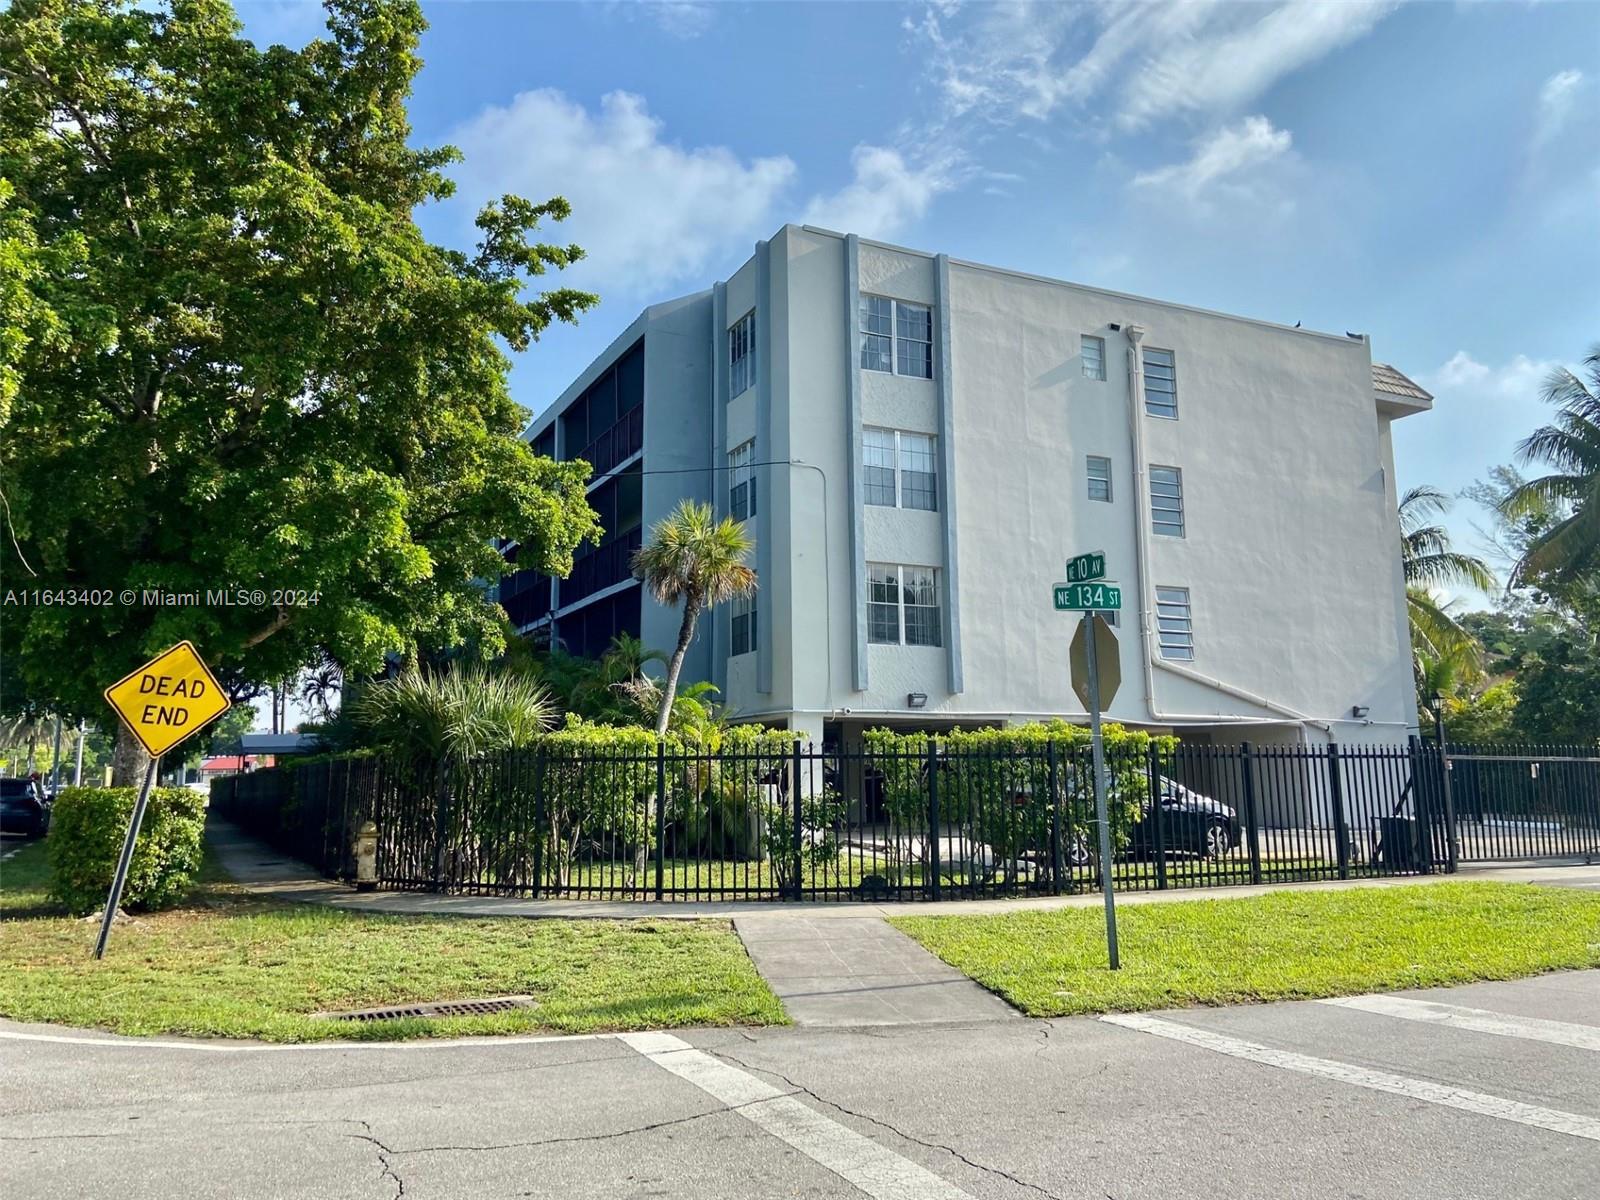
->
<box><xmin>1053</xmin><ymin>582</ymin><xmax>1122</xmax><ymax>611</ymax></box>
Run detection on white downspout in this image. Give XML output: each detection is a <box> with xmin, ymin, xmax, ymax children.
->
<box><xmin>1121</xmin><ymin>324</ymin><xmax>1332</xmax><ymax>734</ymax></box>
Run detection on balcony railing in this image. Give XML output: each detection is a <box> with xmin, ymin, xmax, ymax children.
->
<box><xmin>560</xmin><ymin>526</ymin><xmax>642</xmax><ymax>608</ymax></box>
<box><xmin>575</xmin><ymin>406</ymin><xmax>643</xmax><ymax>478</ymax></box>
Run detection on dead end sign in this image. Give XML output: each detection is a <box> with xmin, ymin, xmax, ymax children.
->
<box><xmin>103</xmin><ymin>641</ymin><xmax>231</xmax><ymax>757</ymax></box>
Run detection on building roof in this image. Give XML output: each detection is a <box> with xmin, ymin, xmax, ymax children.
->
<box><xmin>199</xmin><ymin>755</ymin><xmax>270</xmax><ymax>772</ymax></box>
<box><xmin>1372</xmin><ymin>363</ymin><xmax>1433</xmax><ymax>402</ymax></box>
<box><xmin>238</xmin><ymin>732</ymin><xmax>322</xmax><ymax>755</ymax></box>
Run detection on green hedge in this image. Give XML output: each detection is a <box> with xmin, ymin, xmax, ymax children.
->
<box><xmin>47</xmin><ymin>786</ymin><xmax>207</xmax><ymax>915</ymax></box>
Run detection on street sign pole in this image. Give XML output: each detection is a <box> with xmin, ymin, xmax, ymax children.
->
<box><xmin>1081</xmin><ymin>611</ymin><xmax>1121</xmax><ymax>970</ymax></box>
<box><xmin>93</xmin><ymin>754</ymin><xmax>160</xmax><ymax>960</ymax></box>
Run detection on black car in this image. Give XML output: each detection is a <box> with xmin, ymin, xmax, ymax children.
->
<box><xmin>0</xmin><ymin>778</ymin><xmax>50</xmax><ymax>838</ymax></box>
<box><xmin>1130</xmin><ymin>776</ymin><xmax>1241</xmax><ymax>859</ymax></box>
<box><xmin>1066</xmin><ymin>776</ymin><xmax>1241</xmax><ymax>864</ymax></box>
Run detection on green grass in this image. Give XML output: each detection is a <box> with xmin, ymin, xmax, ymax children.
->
<box><xmin>892</xmin><ymin>882</ymin><xmax>1600</xmax><ymax>1017</ymax></box>
<box><xmin>0</xmin><ymin>839</ymin><xmax>785</xmax><ymax>1042</ymax></box>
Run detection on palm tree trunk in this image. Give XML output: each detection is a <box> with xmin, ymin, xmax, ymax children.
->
<box><xmin>655</xmin><ymin>592</ymin><xmax>703</xmax><ymax>737</ymax></box>
<box><xmin>111</xmin><ymin>723</ymin><xmax>152</xmax><ymax>787</ymax></box>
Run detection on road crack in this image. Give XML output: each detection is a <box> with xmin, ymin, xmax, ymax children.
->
<box><xmin>708</xmin><ymin>1048</ymin><xmax>1068</xmax><ymax>1200</ymax></box>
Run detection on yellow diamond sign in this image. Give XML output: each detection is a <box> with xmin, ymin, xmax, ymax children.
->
<box><xmin>104</xmin><ymin>641</ymin><xmax>231</xmax><ymax>758</ymax></box>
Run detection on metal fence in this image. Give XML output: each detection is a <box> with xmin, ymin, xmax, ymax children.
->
<box><xmin>210</xmin><ymin>739</ymin><xmax>1600</xmax><ymax>903</ymax></box>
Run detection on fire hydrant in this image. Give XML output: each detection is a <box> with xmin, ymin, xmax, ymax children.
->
<box><xmin>353</xmin><ymin>820</ymin><xmax>379</xmax><ymax>891</ymax></box>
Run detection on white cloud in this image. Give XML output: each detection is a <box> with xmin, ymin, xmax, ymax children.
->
<box><xmin>913</xmin><ymin>0</ymin><xmax>1395</xmax><ymax>131</ymax></box>
<box><xmin>642</xmin><ymin>2</ymin><xmax>715</xmax><ymax>39</ymax></box>
<box><xmin>1424</xmin><ymin>351</ymin><xmax>1556</xmax><ymax>402</ymax></box>
<box><xmin>1133</xmin><ymin>116</ymin><xmax>1292</xmax><ymax>200</ymax></box>
<box><xmin>448</xmin><ymin>90</ymin><xmax>796</xmax><ymax>294</ymax></box>
<box><xmin>801</xmin><ymin>146</ymin><xmax>958</xmax><ymax>241</ymax></box>
<box><xmin>1535</xmin><ymin>68</ymin><xmax>1586</xmax><ymax>145</ymax></box>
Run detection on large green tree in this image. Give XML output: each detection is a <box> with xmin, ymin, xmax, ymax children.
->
<box><xmin>1399</xmin><ymin>484</ymin><xmax>1495</xmax><ymax>676</ymax></box>
<box><xmin>0</xmin><ymin>0</ymin><xmax>601</xmax><ymax>782</ymax></box>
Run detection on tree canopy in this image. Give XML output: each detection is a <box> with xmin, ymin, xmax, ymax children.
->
<box><xmin>0</xmin><ymin>0</ymin><xmax>601</xmax><ymax>769</ymax></box>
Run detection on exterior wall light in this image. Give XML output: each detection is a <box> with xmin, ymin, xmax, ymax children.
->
<box><xmin>907</xmin><ymin>693</ymin><xmax>928</xmax><ymax>709</ymax></box>
<box><xmin>1351</xmin><ymin>705</ymin><xmax>1370</xmax><ymax>720</ymax></box>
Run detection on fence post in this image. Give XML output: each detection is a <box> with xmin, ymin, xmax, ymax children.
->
<box><xmin>790</xmin><ymin>741</ymin><xmax>804</xmax><ymax>901</ymax></box>
<box><xmin>654</xmin><ymin>743</ymin><xmax>667</xmax><ymax>901</ymax></box>
<box><xmin>1241</xmin><ymin>743</ymin><xmax>1263</xmax><ymax>886</ymax></box>
<box><xmin>1434</xmin><ymin>725</ymin><xmax>1460</xmax><ymax>875</ymax></box>
<box><xmin>531</xmin><ymin>749</ymin><xmax>546</xmax><ymax>900</ymax></box>
<box><xmin>431</xmin><ymin>756</ymin><xmax>452</xmax><ymax>892</ymax></box>
<box><xmin>927</xmin><ymin>740</ymin><xmax>942</xmax><ymax>901</ymax></box>
<box><xmin>1048</xmin><ymin>740</ymin><xmax>1063</xmax><ymax>896</ymax></box>
<box><xmin>1148</xmin><ymin>745</ymin><xmax>1168</xmax><ymax>891</ymax></box>
<box><xmin>1327</xmin><ymin>743</ymin><xmax>1350</xmax><ymax>881</ymax></box>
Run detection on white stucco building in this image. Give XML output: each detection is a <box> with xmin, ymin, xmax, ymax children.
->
<box><xmin>497</xmin><ymin>224</ymin><xmax>1432</xmax><ymax>751</ymax></box>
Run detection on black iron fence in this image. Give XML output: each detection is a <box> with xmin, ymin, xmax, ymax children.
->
<box><xmin>210</xmin><ymin>739</ymin><xmax>1600</xmax><ymax>902</ymax></box>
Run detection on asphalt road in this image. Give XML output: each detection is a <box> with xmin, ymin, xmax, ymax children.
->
<box><xmin>3</xmin><ymin>971</ymin><xmax>1597</xmax><ymax>1200</ymax></box>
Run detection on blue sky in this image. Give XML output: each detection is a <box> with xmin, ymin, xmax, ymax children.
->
<box><xmin>237</xmin><ymin>0</ymin><xmax>1600</xmax><ymax>596</ymax></box>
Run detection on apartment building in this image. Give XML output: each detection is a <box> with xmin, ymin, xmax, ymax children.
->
<box><xmin>496</xmin><ymin>224</ymin><xmax>1432</xmax><ymax>751</ymax></box>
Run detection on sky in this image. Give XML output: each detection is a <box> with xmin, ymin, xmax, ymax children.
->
<box><xmin>233</xmin><ymin>0</ymin><xmax>1599</xmax><ymax>721</ymax></box>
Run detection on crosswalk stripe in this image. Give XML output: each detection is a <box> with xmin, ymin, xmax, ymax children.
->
<box><xmin>1319</xmin><ymin>994</ymin><xmax>1600</xmax><ymax>1052</ymax></box>
<box><xmin>1101</xmin><ymin>1013</ymin><xmax>1600</xmax><ymax>1143</ymax></box>
<box><xmin>621</xmin><ymin>1031</ymin><xmax>977</xmax><ymax>1200</ymax></box>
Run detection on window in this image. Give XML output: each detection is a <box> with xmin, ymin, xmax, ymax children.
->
<box><xmin>1150</xmin><ymin>465</ymin><xmax>1184</xmax><ymax>537</ymax></box>
<box><xmin>731</xmin><ymin>592</ymin><xmax>756</xmax><ymax>657</ymax></box>
<box><xmin>863</xmin><ymin>428</ymin><xmax>897</xmax><ymax>507</ymax></box>
<box><xmin>1143</xmin><ymin>347</ymin><xmax>1177</xmax><ymax>418</ymax></box>
<box><xmin>730</xmin><ymin>311</ymin><xmax>756</xmax><ymax>398</ymax></box>
<box><xmin>1156</xmin><ymin>586</ymin><xmax>1194</xmax><ymax>660</ymax></box>
<box><xmin>867</xmin><ymin>563</ymin><xmax>942</xmax><ymax>647</ymax></box>
<box><xmin>860</xmin><ymin>295</ymin><xmax>934</xmax><ymax>379</ymax></box>
<box><xmin>1082</xmin><ymin>335</ymin><xmax>1106</xmax><ymax>381</ymax></box>
<box><xmin>728</xmin><ymin>440</ymin><xmax>756</xmax><ymax>522</ymax></box>
<box><xmin>862</xmin><ymin>428</ymin><xmax>938</xmax><ymax>510</ymax></box>
<box><xmin>1087</xmin><ymin>455</ymin><xmax>1112</xmax><ymax>503</ymax></box>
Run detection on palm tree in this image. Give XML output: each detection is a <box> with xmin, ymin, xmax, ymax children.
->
<box><xmin>1400</xmin><ymin>485</ymin><xmax>1495</xmax><ymax>673</ymax></box>
<box><xmin>632</xmin><ymin>500</ymin><xmax>756</xmax><ymax>736</ymax></box>
<box><xmin>1503</xmin><ymin>345</ymin><xmax>1600</xmax><ymax>592</ymax></box>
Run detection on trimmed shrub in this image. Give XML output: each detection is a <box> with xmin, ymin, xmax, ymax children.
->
<box><xmin>47</xmin><ymin>786</ymin><xmax>207</xmax><ymax>914</ymax></box>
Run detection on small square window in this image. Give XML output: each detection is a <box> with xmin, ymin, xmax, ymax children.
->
<box><xmin>859</xmin><ymin>295</ymin><xmax>934</xmax><ymax>378</ymax></box>
<box><xmin>1082</xmin><ymin>335</ymin><xmax>1106</xmax><ymax>381</ymax></box>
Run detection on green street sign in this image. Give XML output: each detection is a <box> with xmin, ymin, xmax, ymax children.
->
<box><xmin>1054</xmin><ymin>582</ymin><xmax>1122</xmax><ymax>611</ymax></box>
<box><xmin>1066</xmin><ymin>551</ymin><xmax>1106</xmax><ymax>584</ymax></box>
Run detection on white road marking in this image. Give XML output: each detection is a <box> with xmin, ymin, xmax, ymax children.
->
<box><xmin>0</xmin><ymin>1028</ymin><xmax>614</xmax><ymax>1053</ymax></box>
<box><xmin>1320</xmin><ymin>994</ymin><xmax>1600</xmax><ymax>1052</ymax></box>
<box><xmin>621</xmin><ymin>1031</ymin><xmax>976</xmax><ymax>1200</ymax></box>
<box><xmin>1101</xmin><ymin>1013</ymin><xmax>1600</xmax><ymax>1144</ymax></box>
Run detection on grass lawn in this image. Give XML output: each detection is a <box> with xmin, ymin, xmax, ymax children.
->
<box><xmin>892</xmin><ymin>881</ymin><xmax>1600</xmax><ymax>1017</ymax></box>
<box><xmin>0</xmin><ymin>839</ymin><xmax>784</xmax><ymax>1042</ymax></box>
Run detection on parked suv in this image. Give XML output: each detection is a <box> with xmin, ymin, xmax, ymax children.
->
<box><xmin>0</xmin><ymin>777</ymin><xmax>50</xmax><ymax>838</ymax></box>
<box><xmin>1131</xmin><ymin>776</ymin><xmax>1241</xmax><ymax>859</ymax></box>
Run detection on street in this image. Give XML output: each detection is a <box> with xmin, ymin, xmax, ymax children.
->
<box><xmin>3</xmin><ymin>971</ymin><xmax>1596</xmax><ymax>1199</ymax></box>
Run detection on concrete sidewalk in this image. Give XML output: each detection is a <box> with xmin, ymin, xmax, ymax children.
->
<box><xmin>206</xmin><ymin>817</ymin><xmax>1600</xmax><ymax>922</ymax></box>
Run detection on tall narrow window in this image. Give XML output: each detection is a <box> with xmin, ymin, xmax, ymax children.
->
<box><xmin>728</xmin><ymin>440</ymin><xmax>756</xmax><ymax>522</ymax></box>
<box><xmin>899</xmin><ymin>432</ymin><xmax>938</xmax><ymax>511</ymax></box>
<box><xmin>867</xmin><ymin>564</ymin><xmax>901</xmax><ymax>644</ymax></box>
<box><xmin>1156</xmin><ymin>586</ymin><xmax>1194</xmax><ymax>660</ymax></box>
<box><xmin>730</xmin><ymin>592</ymin><xmax>756</xmax><ymax>657</ymax></box>
<box><xmin>863</xmin><ymin>429</ymin><xmax>898</xmax><ymax>507</ymax></box>
<box><xmin>1087</xmin><ymin>455</ymin><xmax>1112</xmax><ymax>502</ymax></box>
<box><xmin>1143</xmin><ymin>347</ymin><xmax>1177</xmax><ymax>418</ymax></box>
<box><xmin>867</xmin><ymin>564</ymin><xmax>942</xmax><ymax>647</ymax></box>
<box><xmin>860</xmin><ymin>296</ymin><xmax>934</xmax><ymax>379</ymax></box>
<box><xmin>729</xmin><ymin>311</ymin><xmax>756</xmax><ymax>398</ymax></box>
<box><xmin>902</xmin><ymin>566</ymin><xmax>942</xmax><ymax>647</ymax></box>
<box><xmin>895</xmin><ymin>302</ymin><xmax>934</xmax><ymax>378</ymax></box>
<box><xmin>1150</xmin><ymin>465</ymin><xmax>1184</xmax><ymax>537</ymax></box>
<box><xmin>859</xmin><ymin>296</ymin><xmax>894</xmax><ymax>374</ymax></box>
<box><xmin>1082</xmin><ymin>335</ymin><xmax>1106</xmax><ymax>381</ymax></box>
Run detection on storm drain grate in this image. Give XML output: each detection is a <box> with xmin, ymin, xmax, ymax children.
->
<box><xmin>318</xmin><ymin>995</ymin><xmax>538</xmax><ymax>1022</ymax></box>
